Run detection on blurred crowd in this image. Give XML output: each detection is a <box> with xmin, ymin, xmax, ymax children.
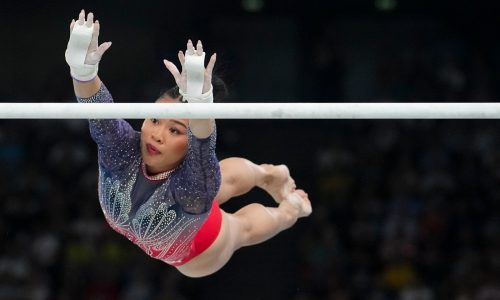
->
<box><xmin>299</xmin><ymin>119</ymin><xmax>500</xmax><ymax>299</ymax></box>
<box><xmin>2</xmin><ymin>14</ymin><xmax>500</xmax><ymax>300</ymax></box>
<box><xmin>297</xmin><ymin>18</ymin><xmax>500</xmax><ymax>300</ymax></box>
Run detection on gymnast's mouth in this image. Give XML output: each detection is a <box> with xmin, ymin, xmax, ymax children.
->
<box><xmin>146</xmin><ymin>143</ymin><xmax>161</xmax><ymax>155</ymax></box>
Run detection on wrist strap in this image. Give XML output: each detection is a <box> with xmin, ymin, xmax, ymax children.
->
<box><xmin>179</xmin><ymin>85</ymin><xmax>213</xmax><ymax>103</ymax></box>
<box><xmin>185</xmin><ymin>52</ymin><xmax>205</xmax><ymax>97</ymax></box>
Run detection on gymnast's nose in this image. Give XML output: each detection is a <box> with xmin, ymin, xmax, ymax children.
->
<box><xmin>151</xmin><ymin>128</ymin><xmax>163</xmax><ymax>144</ymax></box>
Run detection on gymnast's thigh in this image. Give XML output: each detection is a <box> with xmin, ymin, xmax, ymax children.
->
<box><xmin>176</xmin><ymin>210</ymin><xmax>240</xmax><ymax>277</ymax></box>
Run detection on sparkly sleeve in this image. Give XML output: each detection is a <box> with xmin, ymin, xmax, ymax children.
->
<box><xmin>77</xmin><ymin>83</ymin><xmax>140</xmax><ymax>172</ymax></box>
<box><xmin>170</xmin><ymin>127</ymin><xmax>221</xmax><ymax>214</ymax></box>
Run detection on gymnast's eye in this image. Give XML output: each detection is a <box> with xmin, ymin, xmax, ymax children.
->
<box><xmin>150</xmin><ymin>118</ymin><xmax>159</xmax><ymax>124</ymax></box>
<box><xmin>169</xmin><ymin>127</ymin><xmax>180</xmax><ymax>135</ymax></box>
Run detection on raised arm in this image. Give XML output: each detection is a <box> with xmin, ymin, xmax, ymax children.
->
<box><xmin>164</xmin><ymin>40</ymin><xmax>221</xmax><ymax>214</ymax></box>
<box><xmin>65</xmin><ymin>10</ymin><xmax>138</xmax><ymax>172</ymax></box>
<box><xmin>164</xmin><ymin>40</ymin><xmax>217</xmax><ymax>139</ymax></box>
<box><xmin>66</xmin><ymin>10</ymin><xmax>112</xmax><ymax>97</ymax></box>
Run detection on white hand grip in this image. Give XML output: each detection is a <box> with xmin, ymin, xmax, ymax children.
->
<box><xmin>184</xmin><ymin>52</ymin><xmax>205</xmax><ymax>97</ymax></box>
<box><xmin>65</xmin><ymin>23</ymin><xmax>98</xmax><ymax>81</ymax></box>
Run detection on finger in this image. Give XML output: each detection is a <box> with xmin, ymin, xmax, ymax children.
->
<box><xmin>187</xmin><ymin>39</ymin><xmax>194</xmax><ymax>55</ymax></box>
<box><xmin>163</xmin><ymin>60</ymin><xmax>182</xmax><ymax>82</ymax></box>
<box><xmin>70</xmin><ymin>19</ymin><xmax>75</xmax><ymax>33</ymax></box>
<box><xmin>78</xmin><ymin>9</ymin><xmax>85</xmax><ymax>25</ymax></box>
<box><xmin>94</xmin><ymin>20</ymin><xmax>100</xmax><ymax>34</ymax></box>
<box><xmin>88</xmin><ymin>20</ymin><xmax>100</xmax><ymax>50</ymax></box>
<box><xmin>86</xmin><ymin>12</ymin><xmax>94</xmax><ymax>27</ymax></box>
<box><xmin>196</xmin><ymin>40</ymin><xmax>203</xmax><ymax>56</ymax></box>
<box><xmin>205</xmin><ymin>53</ymin><xmax>217</xmax><ymax>76</ymax></box>
<box><xmin>178</xmin><ymin>51</ymin><xmax>185</xmax><ymax>66</ymax></box>
<box><xmin>95</xmin><ymin>42</ymin><xmax>112</xmax><ymax>57</ymax></box>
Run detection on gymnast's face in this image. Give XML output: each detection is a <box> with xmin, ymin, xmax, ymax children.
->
<box><xmin>140</xmin><ymin>96</ymin><xmax>189</xmax><ymax>174</ymax></box>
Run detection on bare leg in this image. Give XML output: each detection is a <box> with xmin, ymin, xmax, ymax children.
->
<box><xmin>216</xmin><ymin>157</ymin><xmax>295</xmax><ymax>205</ymax></box>
<box><xmin>228</xmin><ymin>189</ymin><xmax>312</xmax><ymax>248</ymax></box>
<box><xmin>177</xmin><ymin>159</ymin><xmax>307</xmax><ymax>277</ymax></box>
<box><xmin>176</xmin><ymin>190</ymin><xmax>312</xmax><ymax>277</ymax></box>
<box><xmin>216</xmin><ymin>158</ymin><xmax>263</xmax><ymax>204</ymax></box>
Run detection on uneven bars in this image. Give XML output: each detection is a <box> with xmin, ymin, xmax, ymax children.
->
<box><xmin>0</xmin><ymin>102</ymin><xmax>499</xmax><ymax>119</ymax></box>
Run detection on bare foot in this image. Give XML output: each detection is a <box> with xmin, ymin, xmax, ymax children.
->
<box><xmin>258</xmin><ymin>164</ymin><xmax>296</xmax><ymax>204</ymax></box>
<box><xmin>286</xmin><ymin>189</ymin><xmax>312</xmax><ymax>218</ymax></box>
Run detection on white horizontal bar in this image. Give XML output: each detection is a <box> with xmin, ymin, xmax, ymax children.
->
<box><xmin>0</xmin><ymin>102</ymin><xmax>499</xmax><ymax>119</ymax></box>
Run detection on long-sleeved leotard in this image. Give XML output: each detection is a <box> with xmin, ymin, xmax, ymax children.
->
<box><xmin>78</xmin><ymin>84</ymin><xmax>221</xmax><ymax>265</ymax></box>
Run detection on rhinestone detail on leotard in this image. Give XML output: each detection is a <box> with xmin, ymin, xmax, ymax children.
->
<box><xmin>78</xmin><ymin>83</ymin><xmax>221</xmax><ymax>265</ymax></box>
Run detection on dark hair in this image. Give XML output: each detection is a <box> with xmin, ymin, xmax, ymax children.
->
<box><xmin>159</xmin><ymin>75</ymin><xmax>228</xmax><ymax>103</ymax></box>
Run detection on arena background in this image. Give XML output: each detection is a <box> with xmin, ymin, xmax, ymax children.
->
<box><xmin>1</xmin><ymin>0</ymin><xmax>500</xmax><ymax>299</ymax></box>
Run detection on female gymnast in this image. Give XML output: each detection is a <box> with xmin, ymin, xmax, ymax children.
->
<box><xmin>65</xmin><ymin>10</ymin><xmax>312</xmax><ymax>277</ymax></box>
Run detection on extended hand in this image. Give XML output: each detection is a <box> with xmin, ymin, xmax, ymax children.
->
<box><xmin>66</xmin><ymin>10</ymin><xmax>112</xmax><ymax>81</ymax></box>
<box><xmin>163</xmin><ymin>40</ymin><xmax>216</xmax><ymax>95</ymax></box>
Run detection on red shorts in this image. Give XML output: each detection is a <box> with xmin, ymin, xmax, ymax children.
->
<box><xmin>170</xmin><ymin>200</ymin><xmax>222</xmax><ymax>266</ymax></box>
